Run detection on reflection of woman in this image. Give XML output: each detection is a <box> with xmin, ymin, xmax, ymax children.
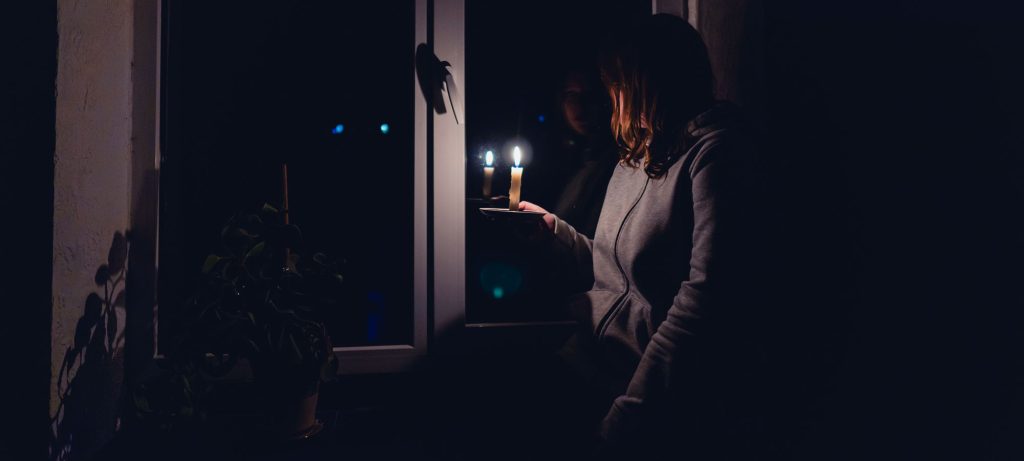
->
<box><xmin>520</xmin><ymin>14</ymin><xmax>761</xmax><ymax>457</ymax></box>
<box><xmin>550</xmin><ymin>66</ymin><xmax>618</xmax><ymax>239</ymax></box>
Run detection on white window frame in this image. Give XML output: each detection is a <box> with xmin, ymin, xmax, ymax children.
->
<box><xmin>431</xmin><ymin>0</ymin><xmax>467</xmax><ymax>344</ymax></box>
<box><xmin>334</xmin><ymin>0</ymin><xmax>431</xmax><ymax>374</ymax></box>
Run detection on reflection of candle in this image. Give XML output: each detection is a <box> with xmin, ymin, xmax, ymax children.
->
<box><xmin>508</xmin><ymin>146</ymin><xmax>523</xmax><ymax>211</ymax></box>
<box><xmin>482</xmin><ymin>150</ymin><xmax>494</xmax><ymax>198</ymax></box>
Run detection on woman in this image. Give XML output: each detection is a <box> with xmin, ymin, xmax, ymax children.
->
<box><xmin>520</xmin><ymin>14</ymin><xmax>764</xmax><ymax>458</ymax></box>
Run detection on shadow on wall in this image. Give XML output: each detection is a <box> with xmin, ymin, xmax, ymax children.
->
<box><xmin>49</xmin><ymin>232</ymin><xmax>129</xmax><ymax>461</ymax></box>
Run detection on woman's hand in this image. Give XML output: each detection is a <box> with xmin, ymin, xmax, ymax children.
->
<box><xmin>512</xmin><ymin>201</ymin><xmax>556</xmax><ymax>244</ymax></box>
<box><xmin>519</xmin><ymin>201</ymin><xmax>556</xmax><ymax>232</ymax></box>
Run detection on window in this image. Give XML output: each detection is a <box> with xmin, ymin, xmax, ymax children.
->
<box><xmin>158</xmin><ymin>0</ymin><xmax>428</xmax><ymax>372</ymax></box>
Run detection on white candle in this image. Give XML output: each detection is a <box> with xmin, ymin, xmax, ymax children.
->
<box><xmin>482</xmin><ymin>150</ymin><xmax>494</xmax><ymax>198</ymax></box>
<box><xmin>508</xmin><ymin>146</ymin><xmax>523</xmax><ymax>211</ymax></box>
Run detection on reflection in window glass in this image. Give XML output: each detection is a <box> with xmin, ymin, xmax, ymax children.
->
<box><xmin>159</xmin><ymin>1</ymin><xmax>415</xmax><ymax>347</ymax></box>
<box><xmin>465</xmin><ymin>0</ymin><xmax>650</xmax><ymax>323</ymax></box>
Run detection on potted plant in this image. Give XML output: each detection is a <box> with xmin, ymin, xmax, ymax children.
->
<box><xmin>169</xmin><ymin>203</ymin><xmax>343</xmax><ymax>440</ymax></box>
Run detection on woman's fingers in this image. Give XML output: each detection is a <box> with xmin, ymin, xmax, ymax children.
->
<box><xmin>519</xmin><ymin>201</ymin><xmax>548</xmax><ymax>214</ymax></box>
<box><xmin>518</xmin><ymin>201</ymin><xmax>557</xmax><ymax>232</ymax></box>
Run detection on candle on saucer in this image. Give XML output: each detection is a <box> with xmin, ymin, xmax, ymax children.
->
<box><xmin>508</xmin><ymin>146</ymin><xmax>523</xmax><ymax>211</ymax></box>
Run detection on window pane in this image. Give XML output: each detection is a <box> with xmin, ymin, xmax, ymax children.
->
<box><xmin>465</xmin><ymin>0</ymin><xmax>650</xmax><ymax>323</ymax></box>
<box><xmin>159</xmin><ymin>0</ymin><xmax>415</xmax><ymax>348</ymax></box>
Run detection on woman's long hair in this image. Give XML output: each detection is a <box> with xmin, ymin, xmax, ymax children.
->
<box><xmin>600</xmin><ymin>14</ymin><xmax>715</xmax><ymax>177</ymax></box>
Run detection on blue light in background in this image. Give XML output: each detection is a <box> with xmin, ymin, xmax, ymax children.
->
<box><xmin>367</xmin><ymin>291</ymin><xmax>384</xmax><ymax>342</ymax></box>
<box><xmin>537</xmin><ymin>115</ymin><xmax>546</xmax><ymax>123</ymax></box>
<box><xmin>331</xmin><ymin>124</ymin><xmax>345</xmax><ymax>135</ymax></box>
<box><xmin>379</xmin><ymin>123</ymin><xmax>390</xmax><ymax>134</ymax></box>
<box><xmin>367</xmin><ymin>312</ymin><xmax>380</xmax><ymax>342</ymax></box>
<box><xmin>479</xmin><ymin>262</ymin><xmax>523</xmax><ymax>300</ymax></box>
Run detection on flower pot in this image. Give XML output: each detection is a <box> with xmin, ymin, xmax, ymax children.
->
<box><xmin>268</xmin><ymin>388</ymin><xmax>321</xmax><ymax>440</ymax></box>
<box><xmin>257</xmin><ymin>376</ymin><xmax>323</xmax><ymax>442</ymax></box>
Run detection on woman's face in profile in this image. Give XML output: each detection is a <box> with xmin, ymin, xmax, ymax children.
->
<box><xmin>561</xmin><ymin>71</ymin><xmax>609</xmax><ymax>137</ymax></box>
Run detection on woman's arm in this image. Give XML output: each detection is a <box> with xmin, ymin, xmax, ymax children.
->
<box><xmin>551</xmin><ymin>214</ymin><xmax>594</xmax><ymax>273</ymax></box>
<box><xmin>599</xmin><ymin>137</ymin><xmax>755</xmax><ymax>449</ymax></box>
<box><xmin>519</xmin><ymin>201</ymin><xmax>595</xmax><ymax>278</ymax></box>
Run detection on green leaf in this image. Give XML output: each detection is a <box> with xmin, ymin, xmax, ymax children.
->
<box><xmin>132</xmin><ymin>393</ymin><xmax>152</xmax><ymax>413</ymax></box>
<box><xmin>288</xmin><ymin>334</ymin><xmax>303</xmax><ymax>365</ymax></box>
<box><xmin>244</xmin><ymin>241</ymin><xmax>266</xmax><ymax>263</ymax></box>
<box><xmin>201</xmin><ymin>255</ymin><xmax>222</xmax><ymax>274</ymax></box>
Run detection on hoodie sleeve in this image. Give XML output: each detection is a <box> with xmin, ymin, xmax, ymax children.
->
<box><xmin>600</xmin><ymin>135</ymin><xmax>754</xmax><ymax>448</ymax></box>
<box><xmin>549</xmin><ymin>213</ymin><xmax>595</xmax><ymax>277</ymax></box>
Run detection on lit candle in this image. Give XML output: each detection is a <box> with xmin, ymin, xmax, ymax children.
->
<box><xmin>508</xmin><ymin>146</ymin><xmax>523</xmax><ymax>211</ymax></box>
<box><xmin>482</xmin><ymin>150</ymin><xmax>494</xmax><ymax>198</ymax></box>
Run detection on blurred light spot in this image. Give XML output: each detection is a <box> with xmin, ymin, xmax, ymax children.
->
<box><xmin>367</xmin><ymin>291</ymin><xmax>384</xmax><ymax>342</ymax></box>
<box><xmin>331</xmin><ymin>124</ymin><xmax>345</xmax><ymax>135</ymax></box>
<box><xmin>479</xmin><ymin>262</ymin><xmax>523</xmax><ymax>299</ymax></box>
<box><xmin>367</xmin><ymin>311</ymin><xmax>381</xmax><ymax>342</ymax></box>
<box><xmin>379</xmin><ymin>123</ymin><xmax>390</xmax><ymax>134</ymax></box>
<box><xmin>537</xmin><ymin>115</ymin><xmax>546</xmax><ymax>123</ymax></box>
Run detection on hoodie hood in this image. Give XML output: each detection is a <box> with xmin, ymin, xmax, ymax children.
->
<box><xmin>686</xmin><ymin>101</ymin><xmax>746</xmax><ymax>140</ymax></box>
<box><xmin>645</xmin><ymin>101</ymin><xmax>745</xmax><ymax>177</ymax></box>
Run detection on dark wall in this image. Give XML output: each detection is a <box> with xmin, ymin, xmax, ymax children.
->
<box><xmin>761</xmin><ymin>1</ymin><xmax>1024</xmax><ymax>458</ymax></box>
<box><xmin>0</xmin><ymin>2</ymin><xmax>56</xmax><ymax>461</ymax></box>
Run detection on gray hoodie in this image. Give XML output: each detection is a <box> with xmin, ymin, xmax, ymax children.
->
<box><xmin>549</xmin><ymin>103</ymin><xmax>760</xmax><ymax>448</ymax></box>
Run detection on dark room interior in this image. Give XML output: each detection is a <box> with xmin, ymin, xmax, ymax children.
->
<box><xmin>2</xmin><ymin>0</ymin><xmax>1023</xmax><ymax>460</ymax></box>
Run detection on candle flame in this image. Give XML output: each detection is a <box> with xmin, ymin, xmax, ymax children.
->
<box><xmin>485</xmin><ymin>150</ymin><xmax>494</xmax><ymax>166</ymax></box>
<box><xmin>513</xmin><ymin>146</ymin><xmax>521</xmax><ymax>167</ymax></box>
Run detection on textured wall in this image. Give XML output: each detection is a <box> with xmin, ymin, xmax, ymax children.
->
<box><xmin>50</xmin><ymin>0</ymin><xmax>133</xmax><ymax>459</ymax></box>
<box><xmin>697</xmin><ymin>0</ymin><xmax>764</xmax><ymax>110</ymax></box>
<box><xmin>657</xmin><ymin>0</ymin><xmax>765</xmax><ymax>113</ymax></box>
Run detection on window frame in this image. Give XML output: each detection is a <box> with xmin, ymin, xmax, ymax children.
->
<box><xmin>330</xmin><ymin>0</ymin><xmax>431</xmax><ymax>374</ymax></box>
<box><xmin>148</xmin><ymin>0</ymin><xmax>430</xmax><ymax>374</ymax></box>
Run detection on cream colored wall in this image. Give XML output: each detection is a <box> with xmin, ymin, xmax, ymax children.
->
<box><xmin>50</xmin><ymin>0</ymin><xmax>134</xmax><ymax>458</ymax></box>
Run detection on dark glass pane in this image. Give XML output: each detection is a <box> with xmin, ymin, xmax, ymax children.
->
<box><xmin>465</xmin><ymin>0</ymin><xmax>650</xmax><ymax>323</ymax></box>
<box><xmin>159</xmin><ymin>1</ymin><xmax>415</xmax><ymax>348</ymax></box>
